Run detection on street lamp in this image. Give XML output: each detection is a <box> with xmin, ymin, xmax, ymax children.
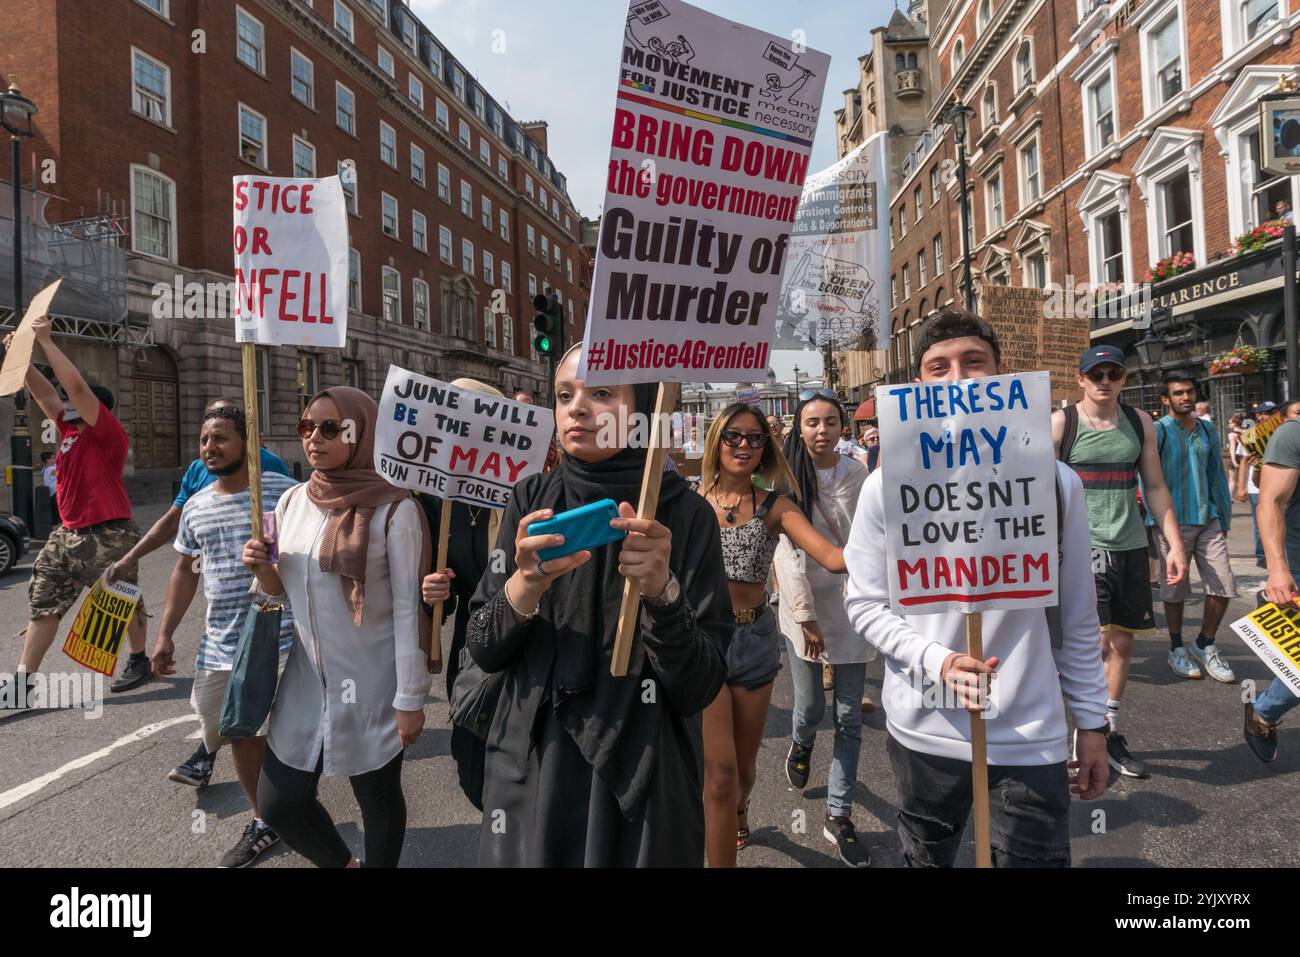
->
<box><xmin>0</xmin><ymin>75</ymin><xmax>38</xmax><ymax>533</ymax></box>
<box><xmin>942</xmin><ymin>100</ymin><xmax>977</xmax><ymax>312</ymax></box>
<box><xmin>1134</xmin><ymin>333</ymin><xmax>1167</xmax><ymax>368</ymax></box>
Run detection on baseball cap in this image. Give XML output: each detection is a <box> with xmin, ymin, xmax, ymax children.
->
<box><xmin>1256</xmin><ymin>401</ymin><xmax>1280</xmax><ymax>416</ymax></box>
<box><xmin>1079</xmin><ymin>345</ymin><xmax>1127</xmax><ymax>373</ymax></box>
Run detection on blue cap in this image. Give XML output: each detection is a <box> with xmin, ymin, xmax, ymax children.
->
<box><xmin>1080</xmin><ymin>345</ymin><xmax>1126</xmax><ymax>373</ymax></box>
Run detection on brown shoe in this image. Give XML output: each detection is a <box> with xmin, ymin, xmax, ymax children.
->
<box><xmin>861</xmin><ymin>695</ymin><xmax>875</xmax><ymax>714</ymax></box>
<box><xmin>1244</xmin><ymin>703</ymin><xmax>1279</xmax><ymax>763</ymax></box>
<box><xmin>822</xmin><ymin>664</ymin><xmax>834</xmax><ymax>691</ymax></box>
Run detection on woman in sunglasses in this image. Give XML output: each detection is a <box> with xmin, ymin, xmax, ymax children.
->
<box><xmin>698</xmin><ymin>401</ymin><xmax>847</xmax><ymax>865</ymax></box>
<box><xmin>243</xmin><ymin>387</ymin><xmax>435</xmax><ymax>868</ymax></box>
<box><xmin>464</xmin><ymin>344</ymin><xmax>733</xmax><ymax>867</ymax></box>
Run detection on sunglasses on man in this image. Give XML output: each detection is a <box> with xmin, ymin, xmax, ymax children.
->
<box><xmin>297</xmin><ymin>417</ymin><xmax>345</xmax><ymax>440</ymax></box>
<box><xmin>720</xmin><ymin>429</ymin><xmax>768</xmax><ymax>449</ymax></box>
<box><xmin>1084</xmin><ymin>367</ymin><xmax>1126</xmax><ymax>383</ymax></box>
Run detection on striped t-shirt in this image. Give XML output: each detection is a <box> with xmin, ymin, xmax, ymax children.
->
<box><xmin>175</xmin><ymin>472</ymin><xmax>298</xmax><ymax>671</ymax></box>
<box><xmin>1066</xmin><ymin>412</ymin><xmax>1148</xmax><ymax>552</ymax></box>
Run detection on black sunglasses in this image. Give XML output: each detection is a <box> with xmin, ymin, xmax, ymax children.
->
<box><xmin>298</xmin><ymin>417</ymin><xmax>345</xmax><ymax>440</ymax></box>
<box><xmin>799</xmin><ymin>388</ymin><xmax>839</xmax><ymax>403</ymax></box>
<box><xmin>1085</xmin><ymin>368</ymin><xmax>1126</xmax><ymax>383</ymax></box>
<box><xmin>721</xmin><ymin>429</ymin><xmax>767</xmax><ymax>449</ymax></box>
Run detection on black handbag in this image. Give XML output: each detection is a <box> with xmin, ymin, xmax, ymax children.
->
<box><xmin>219</xmin><ymin>593</ymin><xmax>284</xmax><ymax>738</ymax></box>
<box><xmin>448</xmin><ymin>642</ymin><xmax>505</xmax><ymax>811</ymax></box>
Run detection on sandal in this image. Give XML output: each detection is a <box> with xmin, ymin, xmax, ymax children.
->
<box><xmin>736</xmin><ymin>798</ymin><xmax>751</xmax><ymax>850</ymax></box>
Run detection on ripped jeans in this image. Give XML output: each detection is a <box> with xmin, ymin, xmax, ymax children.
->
<box><xmin>885</xmin><ymin>734</ymin><xmax>1071</xmax><ymax>868</ymax></box>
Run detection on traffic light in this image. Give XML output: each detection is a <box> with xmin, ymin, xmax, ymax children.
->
<box><xmin>532</xmin><ymin>291</ymin><xmax>562</xmax><ymax>358</ymax></box>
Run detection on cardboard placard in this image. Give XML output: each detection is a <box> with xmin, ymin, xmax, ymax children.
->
<box><xmin>981</xmin><ymin>285</ymin><xmax>1090</xmax><ymax>405</ymax></box>
<box><xmin>0</xmin><ymin>280</ymin><xmax>64</xmax><ymax>396</ymax></box>
<box><xmin>62</xmin><ymin>576</ymin><xmax>142</xmax><ymax>677</ymax></box>
<box><xmin>1230</xmin><ymin>602</ymin><xmax>1300</xmax><ymax>697</ymax></box>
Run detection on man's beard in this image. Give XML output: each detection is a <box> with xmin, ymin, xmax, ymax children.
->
<box><xmin>207</xmin><ymin>453</ymin><xmax>246</xmax><ymax>477</ymax></box>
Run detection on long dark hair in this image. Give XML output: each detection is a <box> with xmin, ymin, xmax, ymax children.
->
<box><xmin>783</xmin><ymin>394</ymin><xmax>850</xmax><ymax>520</ymax></box>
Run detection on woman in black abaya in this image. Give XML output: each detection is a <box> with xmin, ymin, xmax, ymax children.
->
<box><xmin>464</xmin><ymin>345</ymin><xmax>731</xmax><ymax>867</ymax></box>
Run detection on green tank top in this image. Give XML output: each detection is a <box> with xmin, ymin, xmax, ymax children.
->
<box><xmin>1066</xmin><ymin>412</ymin><xmax>1148</xmax><ymax>552</ymax></box>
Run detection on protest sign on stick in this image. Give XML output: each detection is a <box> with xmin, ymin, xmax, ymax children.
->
<box><xmin>877</xmin><ymin>370</ymin><xmax>1057</xmax><ymax>867</ymax></box>
<box><xmin>0</xmin><ymin>280</ymin><xmax>63</xmax><ymax>396</ymax></box>
<box><xmin>589</xmin><ymin>0</ymin><xmax>829</xmax><ymax>675</ymax></box>
<box><xmin>374</xmin><ymin>366</ymin><xmax>556</xmax><ymax>658</ymax></box>
<box><xmin>231</xmin><ymin>174</ymin><xmax>349</xmax><ymax>537</ymax></box>
<box><xmin>1230</xmin><ymin>602</ymin><xmax>1300</xmax><ymax>698</ymax></box>
<box><xmin>62</xmin><ymin>575</ymin><xmax>143</xmax><ymax>677</ymax></box>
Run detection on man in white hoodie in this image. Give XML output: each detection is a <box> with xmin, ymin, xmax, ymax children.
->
<box><xmin>844</xmin><ymin>308</ymin><xmax>1110</xmax><ymax>867</ymax></box>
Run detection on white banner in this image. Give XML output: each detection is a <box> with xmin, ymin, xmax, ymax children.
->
<box><xmin>580</xmin><ymin>0</ymin><xmax>830</xmax><ymax>385</ymax></box>
<box><xmin>878</xmin><ymin>372</ymin><xmax>1059</xmax><ymax>615</ymax></box>
<box><xmin>374</xmin><ymin>366</ymin><xmax>555</xmax><ymax>508</ymax></box>
<box><xmin>774</xmin><ymin>134</ymin><xmax>890</xmax><ymax>353</ymax></box>
<box><xmin>233</xmin><ymin>175</ymin><xmax>348</xmax><ymax>348</ymax></box>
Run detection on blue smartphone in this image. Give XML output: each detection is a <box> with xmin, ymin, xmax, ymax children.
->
<box><xmin>528</xmin><ymin>498</ymin><xmax>625</xmax><ymax>562</ymax></box>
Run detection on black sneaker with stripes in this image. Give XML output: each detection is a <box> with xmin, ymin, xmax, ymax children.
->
<box><xmin>219</xmin><ymin>819</ymin><xmax>280</xmax><ymax>869</ymax></box>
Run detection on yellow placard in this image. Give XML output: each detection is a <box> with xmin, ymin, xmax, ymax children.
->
<box><xmin>1229</xmin><ymin>602</ymin><xmax>1300</xmax><ymax>697</ymax></box>
<box><xmin>62</xmin><ymin>575</ymin><xmax>142</xmax><ymax>677</ymax></box>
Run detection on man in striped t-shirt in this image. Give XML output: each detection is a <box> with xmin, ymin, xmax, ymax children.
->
<box><xmin>1054</xmin><ymin>345</ymin><xmax>1187</xmax><ymax>781</ymax></box>
<box><xmin>149</xmin><ymin>406</ymin><xmax>296</xmax><ymax>868</ymax></box>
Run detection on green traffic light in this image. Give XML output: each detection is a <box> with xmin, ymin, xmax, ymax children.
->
<box><xmin>536</xmin><ymin>335</ymin><xmax>552</xmax><ymax>354</ymax></box>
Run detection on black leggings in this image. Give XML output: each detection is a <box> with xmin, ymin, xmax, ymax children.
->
<box><xmin>258</xmin><ymin>747</ymin><xmax>407</xmax><ymax>868</ymax></box>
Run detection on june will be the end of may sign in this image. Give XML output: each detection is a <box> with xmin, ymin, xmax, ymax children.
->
<box><xmin>878</xmin><ymin>371</ymin><xmax>1059</xmax><ymax>616</ymax></box>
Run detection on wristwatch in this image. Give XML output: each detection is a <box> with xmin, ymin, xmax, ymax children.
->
<box><xmin>643</xmin><ymin>572</ymin><xmax>681</xmax><ymax>608</ymax></box>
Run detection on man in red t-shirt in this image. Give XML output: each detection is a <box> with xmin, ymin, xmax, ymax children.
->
<box><xmin>2</xmin><ymin>313</ymin><xmax>150</xmax><ymax>707</ymax></box>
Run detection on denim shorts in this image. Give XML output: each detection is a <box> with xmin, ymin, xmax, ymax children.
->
<box><xmin>726</xmin><ymin>603</ymin><xmax>781</xmax><ymax>691</ymax></box>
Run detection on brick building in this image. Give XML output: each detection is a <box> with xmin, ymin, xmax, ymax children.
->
<box><xmin>0</xmin><ymin>0</ymin><xmax>586</xmax><ymax>481</ymax></box>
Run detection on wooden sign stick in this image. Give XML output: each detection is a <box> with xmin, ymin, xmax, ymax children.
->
<box><xmin>966</xmin><ymin>611</ymin><xmax>992</xmax><ymax>868</ymax></box>
<box><xmin>427</xmin><ymin>501</ymin><xmax>452</xmax><ymax>669</ymax></box>
<box><xmin>611</xmin><ymin>381</ymin><xmax>680</xmax><ymax>677</ymax></box>
<box><xmin>240</xmin><ymin>342</ymin><xmax>264</xmax><ymax>540</ymax></box>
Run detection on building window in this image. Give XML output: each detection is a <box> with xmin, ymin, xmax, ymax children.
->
<box><xmin>437</xmin><ymin>164</ymin><xmax>450</xmax><ymax>203</ymax></box>
<box><xmin>918</xmin><ymin>250</ymin><xmax>928</xmax><ymax>287</ymax></box>
<box><xmin>483</xmin><ymin>250</ymin><xmax>494</xmax><ymax>285</ymax></box>
<box><xmin>411</xmin><ymin>144</ymin><xmax>426</xmax><ymax>186</ymax></box>
<box><xmin>412</xmin><ymin>210</ymin><xmax>427</xmax><ymax>252</ymax></box>
<box><xmin>381</xmin><ymin>192</ymin><xmax>399</xmax><ymax>238</ymax></box>
<box><xmin>408</xmin><ymin>74</ymin><xmax>424</xmax><ymax>108</ymax></box>
<box><xmin>934</xmin><ymin>235</ymin><xmax>944</xmax><ymax>273</ymax></box>
<box><xmin>413</xmin><ymin>279</ymin><xmax>430</xmax><ymax>331</ymax></box>
<box><xmin>1016</xmin><ymin>39</ymin><xmax>1034</xmax><ymax>90</ymax></box>
<box><xmin>348</xmin><ymin>247</ymin><xmax>361</xmax><ymax>310</ymax></box>
<box><xmin>953</xmin><ymin>37</ymin><xmax>965</xmax><ymax>74</ymax></box>
<box><xmin>333</xmin><ymin>1</ymin><xmax>355</xmax><ymax>42</ymax></box>
<box><xmin>296</xmin><ymin>354</ymin><xmax>319</xmax><ymax>412</ymax></box>
<box><xmin>255</xmin><ymin>347</ymin><xmax>270</xmax><ymax>426</ymax></box>
<box><xmin>1099</xmin><ymin>210</ymin><xmax>1125</xmax><ymax>283</ymax></box>
<box><xmin>400</xmin><ymin>11</ymin><xmax>417</xmax><ymax>52</ymax></box>
<box><xmin>930</xmin><ymin>166</ymin><xmax>941</xmax><ymax>205</ymax></box>
<box><xmin>528</xmin><ymin>274</ymin><xmax>537</xmax><ymax>299</ymax></box>
<box><xmin>380</xmin><ymin>121</ymin><xmax>397</xmax><ymax>166</ymax></box>
<box><xmin>498</xmin><ymin>155</ymin><xmax>508</xmax><ymax>180</ymax></box>
<box><xmin>1084</xmin><ymin>68</ymin><xmax>1116</xmax><ymax>155</ymax></box>
<box><xmin>502</xmin><ymin>312</ymin><xmax>514</xmax><ymax>354</ymax></box>
<box><xmin>439</xmin><ymin>225</ymin><xmax>452</xmax><ymax>264</ymax></box>
<box><xmin>452</xmin><ymin>64</ymin><xmax>465</xmax><ymax>101</ymax></box>
<box><xmin>525</xmin><ymin>173</ymin><xmax>534</xmax><ymax>197</ymax></box>
<box><xmin>527</xmin><ymin>224</ymin><xmax>536</xmax><ymax>255</ymax></box>
<box><xmin>982</xmin><ymin>84</ymin><xmax>998</xmax><ymax>127</ymax></box>
<box><xmin>484</xmin><ymin>307</ymin><xmax>497</xmax><ymax>348</ymax></box>
<box><xmin>292</xmin><ymin>136</ymin><xmax>316</xmax><ymax>177</ymax></box>
<box><xmin>914</xmin><ymin>186</ymin><xmax>924</xmax><ymax>223</ymax></box>
<box><xmin>1024</xmin><ymin>251</ymin><xmax>1047</xmax><ymax>288</ymax></box>
<box><xmin>502</xmin><ymin>262</ymin><xmax>512</xmax><ymax>293</ymax></box>
<box><xmin>1020</xmin><ymin>140</ymin><xmax>1041</xmax><ymax>203</ymax></box>
<box><xmin>235</xmin><ymin>6</ymin><xmax>265</xmax><ymax>74</ymax></box>
<box><xmin>336</xmin><ymin>82</ymin><xmax>356</xmax><ymax>134</ymax></box>
<box><xmin>447</xmin><ymin>285</ymin><xmax>473</xmax><ymax>339</ymax></box>
<box><xmin>902</xmin><ymin>264</ymin><xmax>911</xmax><ymax>299</ymax></box>
<box><xmin>965</xmin><ymin>187</ymin><xmax>976</xmax><ymax>254</ymax></box>
<box><xmin>459</xmin><ymin>119</ymin><xmax>471</xmax><ymax>149</ymax></box>
<box><xmin>238</xmin><ymin>104</ymin><xmax>267</xmax><ymax>167</ymax></box>
<box><xmin>382</xmin><ymin>266</ymin><xmax>401</xmax><ymax>322</ymax></box>
<box><xmin>986</xmin><ymin>172</ymin><xmax>1004</xmax><ymax>231</ymax></box>
<box><xmin>977</xmin><ymin>0</ymin><xmax>992</xmax><ymax>33</ymax></box>
<box><xmin>540</xmin><ymin>186</ymin><xmax>549</xmax><ymax>210</ymax></box>
<box><xmin>899</xmin><ymin>203</ymin><xmax>908</xmax><ymax>237</ymax></box>
<box><xmin>462</xmin><ymin>238</ymin><xmax>474</xmax><ymax>275</ymax></box>
<box><xmin>136</xmin><ymin>0</ymin><xmax>169</xmax><ymax>15</ymax></box>
<box><xmin>566</xmin><ymin>258</ymin><xmax>573</xmax><ymax>283</ymax></box>
<box><xmin>436</xmin><ymin>99</ymin><xmax>449</xmax><ymax>131</ymax></box>
<box><xmin>1143</xmin><ymin>6</ymin><xmax>1185</xmax><ymax>111</ymax></box>
<box><xmin>366</xmin><ymin>0</ymin><xmax>388</xmax><ymax>21</ymax></box>
<box><xmin>481</xmin><ymin>196</ymin><xmax>492</xmax><ymax>231</ymax></box>
<box><xmin>552</xmin><ymin>244</ymin><xmax>560</xmax><ymax>267</ymax></box>
<box><xmin>480</xmin><ymin>140</ymin><xmax>491</xmax><ymax>166</ymax></box>
<box><xmin>541</xmin><ymin>235</ymin><xmax>550</xmax><ymax>261</ymax></box>
<box><xmin>338</xmin><ymin>161</ymin><xmax>357</xmax><ymax>215</ymax></box>
<box><xmin>130</xmin><ymin>165</ymin><xmax>175</xmax><ymax>261</ymax></box>
<box><xmin>343</xmin><ymin>359</ymin><xmax>361</xmax><ymax>389</ymax></box>
<box><xmin>377</xmin><ymin>45</ymin><xmax>395</xmax><ymax>79</ymax></box>
<box><xmin>1241</xmin><ymin>0</ymin><xmax>1282</xmax><ymax>43</ymax></box>
<box><xmin>131</xmin><ymin>49</ymin><xmax>171</xmax><ymax>125</ymax></box>
<box><xmin>499</xmin><ymin>209</ymin><xmax>509</xmax><ymax>241</ymax></box>
<box><xmin>1158</xmin><ymin>170</ymin><xmax>1194</xmax><ymax>257</ymax></box>
<box><xmin>291</xmin><ymin>49</ymin><xmax>314</xmax><ymax>107</ymax></box>
<box><xmin>891</xmin><ymin>275</ymin><xmax>898</xmax><ymax>308</ymax></box>
<box><xmin>460</xmin><ymin>181</ymin><xmax>472</xmax><ymax>217</ymax></box>
<box><xmin>1247</xmin><ymin>128</ymin><xmax>1293</xmax><ymax>227</ymax></box>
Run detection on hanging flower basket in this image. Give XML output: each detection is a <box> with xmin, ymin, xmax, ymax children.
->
<box><xmin>1230</xmin><ymin>218</ymin><xmax>1288</xmax><ymax>256</ymax></box>
<box><xmin>1208</xmin><ymin>345</ymin><xmax>1268</xmax><ymax>376</ymax></box>
<box><xmin>1143</xmin><ymin>251</ymin><xmax>1196</xmax><ymax>283</ymax></box>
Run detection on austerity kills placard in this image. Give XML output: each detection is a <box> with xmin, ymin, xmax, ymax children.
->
<box><xmin>62</xmin><ymin>576</ymin><xmax>143</xmax><ymax>677</ymax></box>
<box><xmin>878</xmin><ymin>372</ymin><xmax>1058</xmax><ymax>615</ymax></box>
<box><xmin>233</xmin><ymin>175</ymin><xmax>348</xmax><ymax>348</ymax></box>
<box><xmin>1230</xmin><ymin>603</ymin><xmax>1300</xmax><ymax>697</ymax></box>
<box><xmin>374</xmin><ymin>366</ymin><xmax>556</xmax><ymax>507</ymax></box>
<box><xmin>580</xmin><ymin>0</ymin><xmax>831</xmax><ymax>385</ymax></box>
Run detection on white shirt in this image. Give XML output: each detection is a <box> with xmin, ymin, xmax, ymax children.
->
<box><xmin>270</xmin><ymin>488</ymin><xmax>431</xmax><ymax>777</ymax></box>
<box><xmin>843</xmin><ymin>463</ymin><xmax>1108</xmax><ymax>765</ymax></box>
<box><xmin>42</xmin><ymin>465</ymin><xmax>56</xmax><ymax>492</ymax></box>
<box><xmin>773</xmin><ymin>457</ymin><xmax>875</xmax><ymax>664</ymax></box>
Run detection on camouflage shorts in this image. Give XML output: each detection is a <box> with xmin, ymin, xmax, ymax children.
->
<box><xmin>28</xmin><ymin>519</ymin><xmax>146</xmax><ymax>620</ymax></box>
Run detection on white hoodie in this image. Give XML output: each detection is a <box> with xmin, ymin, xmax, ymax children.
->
<box><xmin>843</xmin><ymin>462</ymin><xmax>1108</xmax><ymax>766</ymax></box>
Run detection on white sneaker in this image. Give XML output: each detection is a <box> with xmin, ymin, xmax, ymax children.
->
<box><xmin>1187</xmin><ymin>642</ymin><xmax>1236</xmax><ymax>684</ymax></box>
<box><xmin>1167</xmin><ymin>646</ymin><xmax>1202</xmax><ymax>679</ymax></box>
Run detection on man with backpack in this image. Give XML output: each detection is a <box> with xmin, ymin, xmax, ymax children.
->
<box><xmin>1146</xmin><ymin>370</ymin><xmax>1237</xmax><ymax>684</ymax></box>
<box><xmin>1054</xmin><ymin>345</ymin><xmax>1187</xmax><ymax>780</ymax></box>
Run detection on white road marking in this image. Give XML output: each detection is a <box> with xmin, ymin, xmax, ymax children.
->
<box><xmin>0</xmin><ymin>713</ymin><xmax>199</xmax><ymax>811</ymax></box>
<box><xmin>186</xmin><ymin>729</ymin><xmax>203</xmax><ymax>740</ymax></box>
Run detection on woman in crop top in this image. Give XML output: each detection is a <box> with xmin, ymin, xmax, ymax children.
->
<box><xmin>696</xmin><ymin>402</ymin><xmax>847</xmax><ymax>866</ymax></box>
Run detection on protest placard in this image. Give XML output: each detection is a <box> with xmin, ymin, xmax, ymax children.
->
<box><xmin>980</xmin><ymin>285</ymin><xmax>1088</xmax><ymax>404</ymax></box>
<box><xmin>62</xmin><ymin>576</ymin><xmax>142</xmax><ymax>677</ymax></box>
<box><xmin>1230</xmin><ymin>603</ymin><xmax>1300</xmax><ymax>697</ymax></box>
<box><xmin>581</xmin><ymin>0</ymin><xmax>831</xmax><ymax>386</ymax></box>
<box><xmin>232</xmin><ymin>175</ymin><xmax>349</xmax><ymax>349</ymax></box>
<box><xmin>374</xmin><ymin>365</ymin><xmax>555</xmax><ymax>508</ymax></box>
<box><xmin>878</xmin><ymin>371</ymin><xmax>1059</xmax><ymax>614</ymax></box>
<box><xmin>774</xmin><ymin>135</ymin><xmax>890</xmax><ymax>353</ymax></box>
<box><xmin>0</xmin><ymin>280</ymin><xmax>63</xmax><ymax>396</ymax></box>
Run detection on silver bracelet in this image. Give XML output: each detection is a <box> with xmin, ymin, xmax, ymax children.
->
<box><xmin>503</xmin><ymin>581</ymin><xmax>538</xmax><ymax>621</ymax></box>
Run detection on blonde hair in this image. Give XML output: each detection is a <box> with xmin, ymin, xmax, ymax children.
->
<box><xmin>449</xmin><ymin>377</ymin><xmax>505</xmax><ymax>398</ymax></box>
<box><xmin>700</xmin><ymin>403</ymin><xmax>798</xmax><ymax>499</ymax></box>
